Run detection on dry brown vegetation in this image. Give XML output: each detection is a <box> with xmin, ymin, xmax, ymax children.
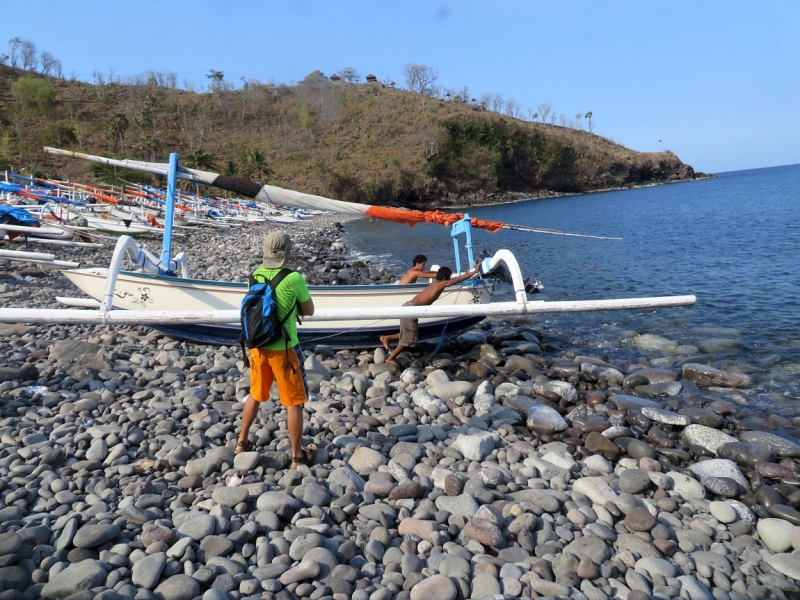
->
<box><xmin>0</xmin><ymin>65</ymin><xmax>702</xmax><ymax>209</ymax></box>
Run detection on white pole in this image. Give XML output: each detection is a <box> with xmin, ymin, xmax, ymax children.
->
<box><xmin>0</xmin><ymin>249</ymin><xmax>56</xmax><ymax>261</ymax></box>
<box><xmin>0</xmin><ymin>295</ymin><xmax>696</xmax><ymax>325</ymax></box>
<box><xmin>0</xmin><ymin>258</ymin><xmax>80</xmax><ymax>268</ymax></box>
<box><xmin>56</xmin><ymin>297</ymin><xmax>101</xmax><ymax>308</ymax></box>
<box><xmin>9</xmin><ymin>237</ymin><xmax>104</xmax><ymax>248</ymax></box>
<box><xmin>0</xmin><ymin>224</ymin><xmax>70</xmax><ymax>236</ymax></box>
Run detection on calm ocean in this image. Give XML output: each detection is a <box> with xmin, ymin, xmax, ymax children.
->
<box><xmin>343</xmin><ymin>164</ymin><xmax>800</xmax><ymax>414</ymax></box>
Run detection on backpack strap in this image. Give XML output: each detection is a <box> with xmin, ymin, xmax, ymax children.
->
<box><xmin>266</xmin><ymin>267</ymin><xmax>292</xmax><ymax>290</ymax></box>
<box><xmin>266</xmin><ymin>269</ymin><xmax>297</xmax><ymax>372</ymax></box>
<box><xmin>239</xmin><ymin>335</ymin><xmax>250</xmax><ymax>369</ymax></box>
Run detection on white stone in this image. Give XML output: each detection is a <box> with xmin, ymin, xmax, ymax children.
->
<box><xmin>635</xmin><ymin>556</ymin><xmax>676</xmax><ymax>578</ymax></box>
<box><xmin>766</xmin><ymin>553</ymin><xmax>800</xmax><ymax>581</ymax></box>
<box><xmin>452</xmin><ymin>432</ymin><xmax>494</xmax><ymax>462</ymax></box>
<box><xmin>665</xmin><ymin>471</ymin><xmax>705</xmax><ymax>500</ymax></box>
<box><xmin>410</xmin><ymin>388</ymin><xmax>446</xmax><ymax>413</ymax></box>
<box><xmin>429</xmin><ymin>381</ymin><xmax>475</xmax><ymax>401</ymax></box>
<box><xmin>526</xmin><ymin>404</ymin><xmax>568</xmax><ymax>434</ymax></box>
<box><xmin>473</xmin><ymin>393</ymin><xmax>496</xmax><ymax>414</ymax></box>
<box><xmin>303</xmin><ymin>357</ymin><xmax>331</xmax><ymax>382</ymax></box>
<box><xmin>399</xmin><ymin>368</ymin><xmax>422</xmax><ymax>384</ymax></box>
<box><xmin>540</xmin><ymin>451</ymin><xmax>578</xmax><ymax>472</ymax></box>
<box><xmin>680</xmin><ymin>424</ymin><xmax>736</xmax><ymax>455</ymax></box>
<box><xmin>494</xmin><ymin>382</ymin><xmax>521</xmax><ymax>399</ymax></box>
<box><xmin>347</xmin><ymin>447</ymin><xmax>384</xmax><ymax>475</ymax></box>
<box><xmin>758</xmin><ymin>518</ymin><xmax>796</xmax><ymax>553</ymax></box>
<box><xmin>688</xmin><ymin>459</ymin><xmax>748</xmax><ymax>488</ymax></box>
<box><xmin>533</xmin><ymin>380</ymin><xmax>577</xmax><ymax>402</ymax></box>
<box><xmin>641</xmin><ymin>407</ymin><xmax>691</xmax><ymax>426</ymax></box>
<box><xmin>573</xmin><ymin>477</ymin><xmax>618</xmax><ymax>505</ymax></box>
<box><xmin>373</xmin><ymin>347</ymin><xmax>386</xmax><ymax>364</ymax></box>
<box><xmin>598</xmin><ymin>368</ymin><xmax>625</xmax><ymax>384</ymax></box>
<box><xmin>583</xmin><ymin>455</ymin><xmax>613</xmax><ymax>475</ymax></box>
<box><xmin>475</xmin><ymin>380</ymin><xmax>493</xmax><ymax>396</ymax></box>
<box><xmin>431</xmin><ymin>467</ymin><xmax>453</xmax><ymax>490</ymax></box>
<box><xmin>709</xmin><ymin>501</ymin><xmax>737</xmax><ymax>524</ymax></box>
<box><xmin>425</xmin><ymin>369</ymin><xmax>451</xmax><ymax>385</ymax></box>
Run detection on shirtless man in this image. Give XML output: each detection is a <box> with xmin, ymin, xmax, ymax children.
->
<box><xmin>382</xmin><ymin>262</ymin><xmax>482</xmax><ymax>364</ymax></box>
<box><xmin>399</xmin><ymin>255</ymin><xmax>439</xmax><ymax>284</ymax></box>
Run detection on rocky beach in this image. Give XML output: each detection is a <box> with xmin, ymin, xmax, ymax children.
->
<box><xmin>2</xmin><ymin>215</ymin><xmax>800</xmax><ymax>600</ymax></box>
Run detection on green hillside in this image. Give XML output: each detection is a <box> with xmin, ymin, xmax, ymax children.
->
<box><xmin>0</xmin><ymin>65</ymin><xmax>704</xmax><ymax>209</ymax></box>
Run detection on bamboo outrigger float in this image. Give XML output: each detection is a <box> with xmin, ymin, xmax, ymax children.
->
<box><xmin>0</xmin><ymin>148</ymin><xmax>696</xmax><ymax>345</ymax></box>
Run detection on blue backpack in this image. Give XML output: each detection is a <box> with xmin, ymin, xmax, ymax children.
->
<box><xmin>239</xmin><ymin>268</ymin><xmax>294</xmax><ymax>367</ymax></box>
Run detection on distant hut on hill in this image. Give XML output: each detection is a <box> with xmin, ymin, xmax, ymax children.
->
<box><xmin>329</xmin><ymin>73</ymin><xmax>341</xmax><ymax>82</ymax></box>
<box><xmin>365</xmin><ymin>73</ymin><xmax>378</xmax><ymax>83</ymax></box>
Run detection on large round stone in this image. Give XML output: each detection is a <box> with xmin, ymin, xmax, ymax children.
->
<box><xmin>72</xmin><ymin>524</ymin><xmax>120</xmax><ymax>549</ymax></box>
<box><xmin>40</xmin><ymin>560</ymin><xmax>107</xmax><ymax>599</ymax></box>
<box><xmin>154</xmin><ymin>575</ymin><xmax>200</xmax><ymax>600</ymax></box>
<box><xmin>410</xmin><ymin>574</ymin><xmax>457</xmax><ymax>600</ymax></box>
<box><xmin>757</xmin><ymin>518</ymin><xmax>795</xmax><ymax>553</ymax></box>
<box><xmin>624</xmin><ymin>507</ymin><xmax>657</xmax><ymax>532</ymax></box>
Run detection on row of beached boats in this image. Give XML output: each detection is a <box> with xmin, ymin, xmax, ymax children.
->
<box><xmin>0</xmin><ymin>171</ymin><xmax>313</xmax><ymax>243</ymax></box>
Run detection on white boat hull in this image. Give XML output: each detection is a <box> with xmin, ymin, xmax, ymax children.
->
<box><xmin>62</xmin><ymin>268</ymin><xmax>492</xmax><ymax>346</ymax></box>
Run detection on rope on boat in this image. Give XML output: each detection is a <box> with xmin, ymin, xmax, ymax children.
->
<box><xmin>432</xmin><ymin>318</ymin><xmax>451</xmax><ymax>356</ymax></box>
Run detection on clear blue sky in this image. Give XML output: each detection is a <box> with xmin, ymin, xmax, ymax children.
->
<box><xmin>5</xmin><ymin>0</ymin><xmax>800</xmax><ymax>173</ymax></box>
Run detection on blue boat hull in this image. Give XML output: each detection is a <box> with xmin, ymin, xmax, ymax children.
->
<box><xmin>150</xmin><ymin>315</ymin><xmax>485</xmax><ymax>348</ymax></box>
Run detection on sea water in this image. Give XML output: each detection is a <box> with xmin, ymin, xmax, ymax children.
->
<box><xmin>343</xmin><ymin>164</ymin><xmax>800</xmax><ymax>414</ymax></box>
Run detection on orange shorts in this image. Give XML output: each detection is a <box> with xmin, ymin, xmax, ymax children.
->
<box><xmin>249</xmin><ymin>346</ymin><xmax>308</xmax><ymax>406</ymax></box>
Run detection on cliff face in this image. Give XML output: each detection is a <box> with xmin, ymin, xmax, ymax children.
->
<box><xmin>0</xmin><ymin>65</ymin><xmax>704</xmax><ymax>207</ymax></box>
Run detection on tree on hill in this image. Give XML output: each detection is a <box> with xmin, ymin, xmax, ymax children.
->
<box><xmin>11</xmin><ymin>76</ymin><xmax>55</xmax><ymax>116</ymax></box>
<box><xmin>206</xmin><ymin>69</ymin><xmax>225</xmax><ymax>90</ymax></box>
<box><xmin>8</xmin><ymin>38</ymin><xmax>21</xmax><ymax>68</ymax></box>
<box><xmin>242</xmin><ymin>149</ymin><xmax>272</xmax><ymax>182</ymax></box>
<box><xmin>302</xmin><ymin>70</ymin><xmax>326</xmax><ymax>84</ymax></box>
<box><xmin>40</xmin><ymin>51</ymin><xmax>62</xmax><ymax>78</ymax></box>
<box><xmin>339</xmin><ymin>67</ymin><xmax>359</xmax><ymax>83</ymax></box>
<box><xmin>537</xmin><ymin>103</ymin><xmax>551</xmax><ymax>123</ymax></box>
<box><xmin>104</xmin><ymin>113</ymin><xmax>129</xmax><ymax>154</ymax></box>
<box><xmin>20</xmin><ymin>40</ymin><xmax>37</xmax><ymax>71</ymax></box>
<box><xmin>403</xmin><ymin>63</ymin><xmax>438</xmax><ymax>96</ymax></box>
<box><xmin>44</xmin><ymin>122</ymin><xmax>78</xmax><ymax>148</ymax></box>
<box><xmin>185</xmin><ymin>148</ymin><xmax>218</xmax><ymax>171</ymax></box>
<box><xmin>222</xmin><ymin>158</ymin><xmax>239</xmax><ymax>177</ymax></box>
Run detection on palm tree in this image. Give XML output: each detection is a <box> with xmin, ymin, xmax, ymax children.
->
<box><xmin>585</xmin><ymin>111</ymin><xmax>593</xmax><ymax>133</ymax></box>
<box><xmin>104</xmin><ymin>113</ymin><xmax>129</xmax><ymax>153</ymax></box>
<box><xmin>222</xmin><ymin>158</ymin><xmax>239</xmax><ymax>177</ymax></box>
<box><xmin>245</xmin><ymin>149</ymin><xmax>272</xmax><ymax>182</ymax></box>
<box><xmin>185</xmin><ymin>148</ymin><xmax>218</xmax><ymax>171</ymax></box>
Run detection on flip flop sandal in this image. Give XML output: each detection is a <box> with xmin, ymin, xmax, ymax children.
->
<box><xmin>291</xmin><ymin>444</ymin><xmax>317</xmax><ymax>468</ymax></box>
<box><xmin>235</xmin><ymin>439</ymin><xmax>252</xmax><ymax>454</ymax></box>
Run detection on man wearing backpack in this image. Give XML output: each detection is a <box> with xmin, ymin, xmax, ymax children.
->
<box><xmin>236</xmin><ymin>232</ymin><xmax>316</xmax><ymax>469</ymax></box>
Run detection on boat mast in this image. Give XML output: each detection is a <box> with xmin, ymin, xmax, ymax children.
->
<box><xmin>161</xmin><ymin>153</ymin><xmax>178</xmax><ymax>270</ymax></box>
<box><xmin>451</xmin><ymin>213</ymin><xmax>476</xmax><ymax>273</ymax></box>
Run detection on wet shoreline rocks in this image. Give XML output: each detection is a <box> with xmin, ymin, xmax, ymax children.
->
<box><xmin>1</xmin><ymin>216</ymin><xmax>800</xmax><ymax>600</ymax></box>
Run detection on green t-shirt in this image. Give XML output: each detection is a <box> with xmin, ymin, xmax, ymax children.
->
<box><xmin>249</xmin><ymin>267</ymin><xmax>311</xmax><ymax>350</ymax></box>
